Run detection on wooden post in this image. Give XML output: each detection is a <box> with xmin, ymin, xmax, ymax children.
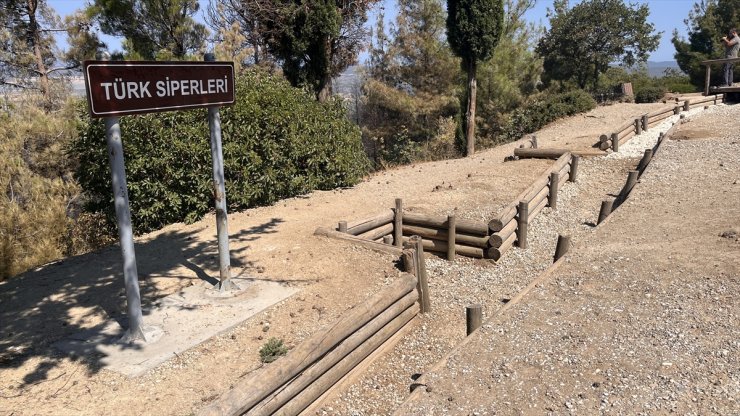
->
<box><xmin>553</xmin><ymin>235</ymin><xmax>571</xmax><ymax>262</ymax></box>
<box><xmin>637</xmin><ymin>149</ymin><xmax>653</xmax><ymax>174</ymax></box>
<box><xmin>620</xmin><ymin>170</ymin><xmax>639</xmax><ymax>199</ymax></box>
<box><xmin>569</xmin><ymin>155</ymin><xmax>579</xmax><ymax>182</ymax></box>
<box><xmin>548</xmin><ymin>172</ymin><xmax>559</xmax><ymax>210</ymax></box>
<box><xmin>684</xmin><ymin>99</ymin><xmax>690</xmax><ymax>111</ymax></box>
<box><xmin>517</xmin><ymin>201</ymin><xmax>528</xmax><ymax>249</ymax></box>
<box><xmin>611</xmin><ymin>132</ymin><xmax>619</xmax><ymax>152</ymax></box>
<box><xmin>383</xmin><ymin>235</ymin><xmax>393</xmax><ymax>245</ymax></box>
<box><xmin>338</xmin><ymin>221</ymin><xmax>348</xmax><ymax>233</ymax></box>
<box><xmin>641</xmin><ymin>114</ymin><xmax>649</xmax><ymax>131</ymax></box>
<box><xmin>394</xmin><ymin>198</ymin><xmax>403</xmax><ymax>247</ymax></box>
<box><xmin>673</xmin><ymin>105</ymin><xmax>681</xmax><ymax>115</ymax></box>
<box><xmin>704</xmin><ymin>105</ymin><xmax>709</xmax><ymax>110</ymax></box>
<box><xmin>531</xmin><ymin>134</ymin><xmax>538</xmax><ymax>149</ymax></box>
<box><xmin>446</xmin><ymin>215</ymin><xmax>456</xmax><ymax>261</ymax></box>
<box><xmin>597</xmin><ymin>200</ymin><xmax>613</xmax><ymax>225</ymax></box>
<box><xmin>704</xmin><ymin>65</ymin><xmax>711</xmax><ymax>96</ymax></box>
<box><xmin>634</xmin><ymin>118</ymin><xmax>642</xmax><ymax>135</ymax></box>
<box><xmin>466</xmin><ymin>304</ymin><xmax>482</xmax><ymax>336</ymax></box>
<box><xmin>411</xmin><ymin>236</ymin><xmax>431</xmax><ymax>313</ymax></box>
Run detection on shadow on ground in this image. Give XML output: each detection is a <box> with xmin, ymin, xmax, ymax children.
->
<box><xmin>0</xmin><ymin>218</ymin><xmax>283</xmax><ymax>385</ymax></box>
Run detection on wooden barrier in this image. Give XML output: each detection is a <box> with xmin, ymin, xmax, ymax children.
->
<box><xmin>401</xmin><ymin>224</ymin><xmax>488</xmax><ymax>249</ymax></box>
<box><xmin>401</xmin><ymin>236</ymin><xmax>484</xmax><ymax>259</ymax></box>
<box><xmin>404</xmin><ymin>212</ymin><xmax>488</xmax><ymax>237</ymax></box>
<box><xmin>466</xmin><ymin>305</ymin><xmax>482</xmax><ymax>336</ymax></box>
<box><xmin>514</xmin><ymin>148</ymin><xmax>603</xmax><ymax>158</ymax></box>
<box><xmin>343</xmin><ymin>210</ymin><xmax>394</xmax><ymax>235</ymax></box>
<box><xmin>198</xmin><ymin>275</ymin><xmax>418</xmax><ymax>416</ymax></box>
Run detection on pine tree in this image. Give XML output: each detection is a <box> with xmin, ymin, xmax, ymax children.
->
<box><xmin>447</xmin><ymin>0</ymin><xmax>505</xmax><ymax>155</ymax></box>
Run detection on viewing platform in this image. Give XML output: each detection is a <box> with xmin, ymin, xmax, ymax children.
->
<box><xmin>701</xmin><ymin>57</ymin><xmax>740</xmax><ymax>94</ymax></box>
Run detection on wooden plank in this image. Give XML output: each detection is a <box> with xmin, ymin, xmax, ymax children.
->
<box><xmin>198</xmin><ymin>275</ymin><xmax>417</xmax><ymax>416</ymax></box>
<box><xmin>357</xmin><ymin>223</ymin><xmax>394</xmax><ymax>241</ymax></box>
<box><xmin>529</xmin><ymin>195</ymin><xmax>548</xmax><ymax>221</ymax></box>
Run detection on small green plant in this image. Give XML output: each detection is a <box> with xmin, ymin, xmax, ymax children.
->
<box><xmin>634</xmin><ymin>86</ymin><xmax>666</xmax><ymax>103</ymax></box>
<box><xmin>259</xmin><ymin>338</ymin><xmax>288</xmax><ymax>363</ymax></box>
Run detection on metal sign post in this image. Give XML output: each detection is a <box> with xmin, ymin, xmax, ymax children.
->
<box><xmin>82</xmin><ymin>56</ymin><xmax>236</xmax><ymax>340</ymax></box>
<box><xmin>204</xmin><ymin>53</ymin><xmax>233</xmax><ymax>291</ymax></box>
<box><xmin>105</xmin><ymin>116</ymin><xmax>146</xmax><ymax>342</ymax></box>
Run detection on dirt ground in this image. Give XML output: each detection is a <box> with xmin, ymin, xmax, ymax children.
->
<box><xmin>0</xmin><ymin>102</ymin><xmax>733</xmax><ymax>415</ymax></box>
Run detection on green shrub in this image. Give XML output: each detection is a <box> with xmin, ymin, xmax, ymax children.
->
<box><xmin>74</xmin><ymin>69</ymin><xmax>370</xmax><ymax>235</ymax></box>
<box><xmin>634</xmin><ymin>86</ymin><xmax>665</xmax><ymax>103</ymax></box>
<box><xmin>498</xmin><ymin>89</ymin><xmax>597</xmax><ymax>142</ymax></box>
<box><xmin>259</xmin><ymin>337</ymin><xmax>288</xmax><ymax>363</ymax></box>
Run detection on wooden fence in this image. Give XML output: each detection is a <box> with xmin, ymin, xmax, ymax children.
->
<box><xmin>597</xmin><ymin>94</ymin><xmax>723</xmax><ymax>151</ymax></box>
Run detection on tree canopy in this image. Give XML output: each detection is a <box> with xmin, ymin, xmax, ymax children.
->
<box><xmin>536</xmin><ymin>0</ymin><xmax>660</xmax><ymax>91</ymax></box>
<box><xmin>673</xmin><ymin>0</ymin><xmax>740</xmax><ymax>87</ymax></box>
<box><xmin>447</xmin><ymin>0</ymin><xmax>505</xmax><ymax>155</ymax></box>
<box><xmin>90</xmin><ymin>0</ymin><xmax>207</xmax><ymax>59</ymax></box>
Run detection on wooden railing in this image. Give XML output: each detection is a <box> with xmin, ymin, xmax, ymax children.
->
<box><xmin>700</xmin><ymin>57</ymin><xmax>740</xmax><ymax>95</ymax></box>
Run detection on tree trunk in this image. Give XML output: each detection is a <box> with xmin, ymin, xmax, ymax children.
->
<box><xmin>317</xmin><ymin>77</ymin><xmax>332</xmax><ymax>102</ymax></box>
<box><xmin>27</xmin><ymin>0</ymin><xmax>49</xmax><ymax>102</ymax></box>
<box><xmin>465</xmin><ymin>59</ymin><xmax>477</xmax><ymax>156</ymax></box>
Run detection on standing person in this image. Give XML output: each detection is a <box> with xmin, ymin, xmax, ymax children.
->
<box><xmin>721</xmin><ymin>28</ymin><xmax>740</xmax><ymax>86</ymax></box>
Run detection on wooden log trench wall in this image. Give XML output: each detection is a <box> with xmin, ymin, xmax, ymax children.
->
<box><xmin>199</xmin><ymin>254</ymin><xmax>430</xmax><ymax>416</ymax></box>
<box><xmin>597</xmin><ymin>94</ymin><xmax>724</xmax><ymax>151</ymax></box>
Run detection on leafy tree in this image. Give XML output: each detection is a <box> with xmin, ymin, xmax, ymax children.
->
<box><xmin>90</xmin><ymin>0</ymin><xmax>207</xmax><ymax>59</ymax></box>
<box><xmin>228</xmin><ymin>0</ymin><xmax>378</xmax><ymax>101</ymax></box>
<box><xmin>476</xmin><ymin>0</ymin><xmax>543</xmax><ymax>144</ymax></box>
<box><xmin>362</xmin><ymin>0</ymin><xmax>462</xmax><ymax>166</ymax></box>
<box><xmin>536</xmin><ymin>0</ymin><xmax>660</xmax><ymax>91</ymax></box>
<box><xmin>673</xmin><ymin>0</ymin><xmax>740</xmax><ymax>88</ymax></box>
<box><xmin>0</xmin><ymin>0</ymin><xmax>100</xmax><ymax>103</ymax></box>
<box><xmin>447</xmin><ymin>0</ymin><xmax>505</xmax><ymax>155</ymax></box>
<box><xmin>205</xmin><ymin>0</ymin><xmax>273</xmax><ymax>69</ymax></box>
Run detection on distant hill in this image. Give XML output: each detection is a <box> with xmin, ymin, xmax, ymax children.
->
<box><xmin>647</xmin><ymin>61</ymin><xmax>680</xmax><ymax>77</ymax></box>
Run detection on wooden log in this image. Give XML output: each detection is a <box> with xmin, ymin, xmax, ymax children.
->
<box><xmin>637</xmin><ymin>148</ymin><xmax>654</xmax><ymax>174</ymax></box>
<box><xmin>250</xmin><ymin>291</ymin><xmax>419</xmax><ymax>416</ymax></box>
<box><xmin>599</xmin><ymin>139</ymin><xmax>611</xmax><ymax>151</ymax></box>
<box><xmin>634</xmin><ymin>118</ymin><xmax>642</xmax><ymax>136</ymax></box>
<box><xmin>611</xmin><ymin>132</ymin><xmax>619</xmax><ymax>152</ymax></box>
<box><xmin>599</xmin><ymin>133</ymin><xmax>609</xmax><ymax>143</ymax></box>
<box><xmin>338</xmin><ymin>221</ymin><xmax>347</xmax><ymax>233</ymax></box>
<box><xmin>402</xmin><ymin>236</ymin><xmax>484</xmax><ymax>259</ymax></box>
<box><xmin>597</xmin><ymin>200</ymin><xmax>613</xmax><ymax>225</ymax></box>
<box><xmin>488</xmin><ymin>218</ymin><xmax>517</xmax><ymax>247</ymax></box>
<box><xmin>618</xmin><ymin>127</ymin><xmax>634</xmax><ymax>141</ymax></box>
<box><xmin>614</xmin><ymin>119</ymin><xmax>635</xmax><ymax>135</ymax></box>
<box><xmin>517</xmin><ymin>201</ymin><xmax>528</xmax><ymax>249</ymax></box>
<box><xmin>197</xmin><ymin>275</ymin><xmax>417</xmax><ymax>416</ymax></box>
<box><xmin>357</xmin><ymin>223</ymin><xmax>393</xmax><ymax>241</ymax></box>
<box><xmin>402</xmin><ymin>250</ymin><xmax>415</xmax><ymax>275</ymax></box>
<box><xmin>648</xmin><ymin>110</ymin><xmax>673</xmax><ymax>126</ymax></box>
<box><xmin>411</xmin><ymin>236</ymin><xmax>431</xmax><ymax>313</ymax></box>
<box><xmin>558</xmin><ymin>169</ymin><xmax>570</xmax><ymax>188</ymax></box>
<box><xmin>394</xmin><ymin>198</ymin><xmax>403</xmax><ymax>247</ymax></box>
<box><xmin>683</xmin><ymin>100</ymin><xmax>690</xmax><ymax>111</ymax></box>
<box><xmin>314</xmin><ymin>228</ymin><xmax>404</xmax><ymax>256</ymax></box>
<box><xmin>383</xmin><ymin>235</ymin><xmax>393</xmax><ymax>245</ymax></box>
<box><xmin>447</xmin><ymin>215</ymin><xmax>456</xmax><ymax>261</ymax></box>
<box><xmin>619</xmin><ymin>170</ymin><xmax>639</xmax><ymax>199</ymax></box>
<box><xmin>529</xmin><ymin>184</ymin><xmax>549</xmax><ymax>210</ymax></box>
<box><xmin>269</xmin><ymin>304</ymin><xmax>419</xmax><ymax>416</ymax></box>
<box><xmin>487</xmin><ymin>231</ymin><xmax>516</xmax><ymax>261</ymax></box>
<box><xmin>647</xmin><ymin>106</ymin><xmax>675</xmax><ymax>118</ymax></box>
<box><xmin>673</xmin><ymin>105</ymin><xmax>681</xmax><ymax>115</ymax></box>
<box><xmin>618</xmin><ymin>131</ymin><xmax>634</xmax><ymax>147</ymax></box>
<box><xmin>489</xmin><ymin>153</ymin><xmax>571</xmax><ymax>232</ymax></box>
<box><xmin>553</xmin><ymin>235</ymin><xmax>571</xmax><ymax>262</ymax></box>
<box><xmin>548</xmin><ymin>172</ymin><xmax>559</xmax><ymax>209</ymax></box>
<box><xmin>346</xmin><ymin>210</ymin><xmax>394</xmax><ymax>235</ymax></box>
<box><xmin>404</xmin><ymin>212</ymin><xmax>488</xmax><ymax>237</ymax></box>
<box><xmin>401</xmin><ymin>224</ymin><xmax>489</xmax><ymax>248</ymax></box>
<box><xmin>556</xmin><ymin>161</ymin><xmax>571</xmax><ymax>180</ymax></box>
<box><xmin>529</xmin><ymin>195</ymin><xmax>548</xmax><ymax>221</ymax></box>
<box><xmin>641</xmin><ymin>114</ymin><xmax>649</xmax><ymax>131</ymax></box>
<box><xmin>514</xmin><ymin>148</ymin><xmax>601</xmax><ymax>159</ymax></box>
<box><xmin>569</xmin><ymin>155</ymin><xmax>579</xmax><ymax>182</ymax></box>
<box><xmin>466</xmin><ymin>305</ymin><xmax>483</xmax><ymax>336</ymax></box>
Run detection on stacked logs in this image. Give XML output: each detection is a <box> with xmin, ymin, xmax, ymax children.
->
<box><xmin>336</xmin><ymin>200</ymin><xmax>490</xmax><ymax>260</ymax></box>
<box><xmin>487</xmin><ymin>152</ymin><xmax>575</xmax><ymax>260</ymax></box>
<box><xmin>597</xmin><ymin>94</ymin><xmax>723</xmax><ymax>152</ymax></box>
<box><xmin>198</xmin><ymin>274</ymin><xmax>420</xmax><ymax>416</ymax></box>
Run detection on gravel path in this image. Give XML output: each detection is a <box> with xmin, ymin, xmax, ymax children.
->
<box><xmin>321</xmin><ymin>104</ymin><xmax>739</xmax><ymax>415</ymax></box>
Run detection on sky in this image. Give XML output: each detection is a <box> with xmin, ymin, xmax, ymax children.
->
<box><xmin>47</xmin><ymin>0</ymin><xmax>698</xmax><ymax>62</ymax></box>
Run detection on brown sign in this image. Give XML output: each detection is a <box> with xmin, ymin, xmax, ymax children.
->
<box><xmin>83</xmin><ymin>61</ymin><xmax>235</xmax><ymax>117</ymax></box>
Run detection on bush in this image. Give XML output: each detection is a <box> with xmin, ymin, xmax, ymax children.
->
<box><xmin>634</xmin><ymin>86</ymin><xmax>666</xmax><ymax>103</ymax></box>
<box><xmin>259</xmin><ymin>337</ymin><xmax>288</xmax><ymax>363</ymax></box>
<box><xmin>498</xmin><ymin>89</ymin><xmax>597</xmax><ymax>142</ymax></box>
<box><xmin>74</xmin><ymin>69</ymin><xmax>370</xmax><ymax>235</ymax></box>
